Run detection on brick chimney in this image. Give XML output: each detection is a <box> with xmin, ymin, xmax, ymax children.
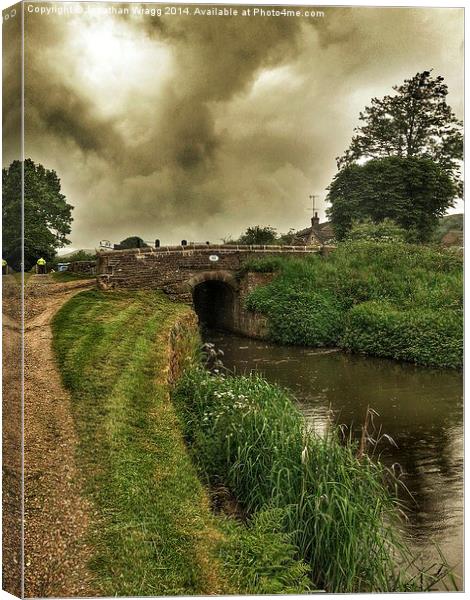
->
<box><xmin>311</xmin><ymin>211</ymin><xmax>320</xmax><ymax>230</ymax></box>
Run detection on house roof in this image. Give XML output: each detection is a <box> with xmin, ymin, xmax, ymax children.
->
<box><xmin>292</xmin><ymin>222</ymin><xmax>334</xmax><ymax>245</ymax></box>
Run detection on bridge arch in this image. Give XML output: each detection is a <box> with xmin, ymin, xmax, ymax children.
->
<box><xmin>187</xmin><ymin>271</ymin><xmax>239</xmax><ymax>330</ymax></box>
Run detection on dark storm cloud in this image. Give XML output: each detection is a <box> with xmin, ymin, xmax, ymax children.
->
<box><xmin>2</xmin><ymin>6</ymin><xmax>23</xmax><ymax>164</ymax></box>
<box><xmin>26</xmin><ymin>77</ymin><xmax>123</xmax><ymax>155</ymax></box>
<box><xmin>8</xmin><ymin>3</ymin><xmax>463</xmax><ymax>248</ymax></box>
<box><xmin>130</xmin><ymin>9</ymin><xmax>302</xmax><ymax>175</ymax></box>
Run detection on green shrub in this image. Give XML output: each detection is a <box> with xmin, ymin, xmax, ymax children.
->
<box><xmin>247</xmin><ymin>286</ymin><xmax>344</xmax><ymax>346</ymax></box>
<box><xmin>173</xmin><ymin>368</ymin><xmax>451</xmax><ymax>592</ymax></box>
<box><xmin>345</xmin><ymin>218</ymin><xmax>408</xmax><ymax>243</ymax></box>
<box><xmin>341</xmin><ymin>302</ymin><xmax>463</xmax><ymax>369</ymax></box>
<box><xmin>240</xmin><ymin>256</ymin><xmax>285</xmax><ymax>273</ymax></box>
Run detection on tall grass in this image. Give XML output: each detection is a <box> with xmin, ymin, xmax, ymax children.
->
<box><xmin>219</xmin><ymin>508</ymin><xmax>313</xmax><ymax>594</ymax></box>
<box><xmin>245</xmin><ymin>240</ymin><xmax>462</xmax><ymax>368</ymax></box>
<box><xmin>173</xmin><ymin>367</ymin><xmax>452</xmax><ymax>592</ymax></box>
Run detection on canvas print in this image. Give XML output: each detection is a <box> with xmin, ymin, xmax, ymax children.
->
<box><xmin>2</xmin><ymin>1</ymin><xmax>464</xmax><ymax>597</ymax></box>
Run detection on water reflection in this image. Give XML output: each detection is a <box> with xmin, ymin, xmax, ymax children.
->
<box><xmin>205</xmin><ymin>331</ymin><xmax>463</xmax><ymax>588</ymax></box>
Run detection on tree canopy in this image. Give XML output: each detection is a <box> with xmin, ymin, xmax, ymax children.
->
<box><xmin>2</xmin><ymin>159</ymin><xmax>73</xmax><ymax>271</ymax></box>
<box><xmin>119</xmin><ymin>236</ymin><xmax>148</xmax><ymax>249</ymax></box>
<box><xmin>237</xmin><ymin>226</ymin><xmax>278</xmax><ymax>245</ymax></box>
<box><xmin>337</xmin><ymin>71</ymin><xmax>463</xmax><ymax>194</ymax></box>
<box><xmin>327</xmin><ymin>157</ymin><xmax>455</xmax><ymax>241</ymax></box>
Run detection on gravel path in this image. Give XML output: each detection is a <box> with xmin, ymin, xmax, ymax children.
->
<box><xmin>24</xmin><ymin>276</ymin><xmax>97</xmax><ymax>597</ymax></box>
<box><xmin>2</xmin><ymin>276</ymin><xmax>22</xmax><ymax>596</ymax></box>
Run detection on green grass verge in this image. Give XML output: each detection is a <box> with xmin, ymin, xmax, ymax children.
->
<box><xmin>173</xmin><ymin>367</ymin><xmax>454</xmax><ymax>592</ymax></box>
<box><xmin>51</xmin><ymin>271</ymin><xmax>95</xmax><ymax>282</ymax></box>
<box><xmin>52</xmin><ymin>289</ymin><xmax>312</xmax><ymax>595</ymax></box>
<box><xmin>245</xmin><ymin>241</ymin><xmax>462</xmax><ymax>368</ymax></box>
<box><xmin>52</xmin><ymin>290</ymin><xmax>224</xmax><ymax>595</ymax></box>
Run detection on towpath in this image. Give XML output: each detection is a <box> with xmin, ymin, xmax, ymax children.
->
<box><xmin>23</xmin><ymin>275</ymin><xmax>96</xmax><ymax>597</ymax></box>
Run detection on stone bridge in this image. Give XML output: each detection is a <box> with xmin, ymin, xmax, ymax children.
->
<box><xmin>97</xmin><ymin>244</ymin><xmax>324</xmax><ymax>337</ymax></box>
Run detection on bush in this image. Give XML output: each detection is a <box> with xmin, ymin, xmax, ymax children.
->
<box><xmin>247</xmin><ymin>286</ymin><xmax>344</xmax><ymax>346</ymax></box>
<box><xmin>345</xmin><ymin>218</ymin><xmax>408</xmax><ymax>243</ymax></box>
<box><xmin>240</xmin><ymin>257</ymin><xmax>285</xmax><ymax>273</ymax></box>
<box><xmin>341</xmin><ymin>302</ymin><xmax>463</xmax><ymax>369</ymax></box>
<box><xmin>173</xmin><ymin>368</ymin><xmax>451</xmax><ymax>592</ymax></box>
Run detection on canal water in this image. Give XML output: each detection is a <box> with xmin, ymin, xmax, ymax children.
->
<box><xmin>204</xmin><ymin>330</ymin><xmax>463</xmax><ymax>589</ymax></box>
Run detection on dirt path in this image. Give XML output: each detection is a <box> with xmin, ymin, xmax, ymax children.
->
<box><xmin>2</xmin><ymin>276</ymin><xmax>22</xmax><ymax>596</ymax></box>
<box><xmin>24</xmin><ymin>275</ymin><xmax>97</xmax><ymax>597</ymax></box>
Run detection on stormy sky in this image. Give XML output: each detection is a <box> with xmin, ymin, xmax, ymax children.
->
<box><xmin>3</xmin><ymin>2</ymin><xmax>464</xmax><ymax>249</ymax></box>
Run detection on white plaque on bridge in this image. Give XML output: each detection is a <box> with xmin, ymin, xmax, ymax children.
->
<box><xmin>209</xmin><ymin>255</ymin><xmax>220</xmax><ymax>262</ymax></box>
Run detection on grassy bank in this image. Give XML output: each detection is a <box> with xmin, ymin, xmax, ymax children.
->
<box><xmin>51</xmin><ymin>271</ymin><xmax>95</xmax><ymax>282</ymax></box>
<box><xmin>53</xmin><ymin>290</ymin><xmax>221</xmax><ymax>595</ymax></box>
<box><xmin>245</xmin><ymin>241</ymin><xmax>462</xmax><ymax>368</ymax></box>
<box><xmin>173</xmin><ymin>367</ymin><xmax>452</xmax><ymax>592</ymax></box>
<box><xmin>52</xmin><ymin>289</ymin><xmax>311</xmax><ymax>595</ymax></box>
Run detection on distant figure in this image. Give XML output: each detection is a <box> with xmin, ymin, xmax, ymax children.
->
<box><xmin>37</xmin><ymin>257</ymin><xmax>47</xmax><ymax>274</ymax></box>
<box><xmin>2</xmin><ymin>259</ymin><xmax>7</xmax><ymax>275</ymax></box>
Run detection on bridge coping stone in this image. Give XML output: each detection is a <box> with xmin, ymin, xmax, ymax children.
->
<box><xmin>97</xmin><ymin>244</ymin><xmax>321</xmax><ymax>256</ymax></box>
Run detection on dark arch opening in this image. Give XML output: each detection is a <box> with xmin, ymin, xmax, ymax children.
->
<box><xmin>193</xmin><ymin>280</ymin><xmax>235</xmax><ymax>330</ymax></box>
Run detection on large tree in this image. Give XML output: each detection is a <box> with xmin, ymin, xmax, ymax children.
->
<box><xmin>2</xmin><ymin>159</ymin><xmax>73</xmax><ymax>270</ymax></box>
<box><xmin>337</xmin><ymin>71</ymin><xmax>463</xmax><ymax>194</ymax></box>
<box><xmin>327</xmin><ymin>157</ymin><xmax>455</xmax><ymax>241</ymax></box>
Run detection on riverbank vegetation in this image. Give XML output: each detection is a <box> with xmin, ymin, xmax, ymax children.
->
<box><xmin>52</xmin><ymin>289</ymin><xmax>311</xmax><ymax>595</ymax></box>
<box><xmin>52</xmin><ymin>288</ymin><xmax>455</xmax><ymax>593</ymax></box>
<box><xmin>244</xmin><ymin>240</ymin><xmax>462</xmax><ymax>368</ymax></box>
<box><xmin>173</xmin><ymin>367</ymin><xmax>452</xmax><ymax>592</ymax></box>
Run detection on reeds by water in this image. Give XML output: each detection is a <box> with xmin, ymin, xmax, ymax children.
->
<box><xmin>173</xmin><ymin>367</ymin><xmax>454</xmax><ymax>592</ymax></box>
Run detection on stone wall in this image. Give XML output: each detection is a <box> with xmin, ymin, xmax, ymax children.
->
<box><xmin>233</xmin><ymin>272</ymin><xmax>273</xmax><ymax>338</ymax></box>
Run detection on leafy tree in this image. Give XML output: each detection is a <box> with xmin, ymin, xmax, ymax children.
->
<box><xmin>119</xmin><ymin>236</ymin><xmax>148</xmax><ymax>249</ymax></box>
<box><xmin>2</xmin><ymin>161</ymin><xmax>21</xmax><ymax>270</ymax></box>
<box><xmin>2</xmin><ymin>159</ymin><xmax>73</xmax><ymax>271</ymax></box>
<box><xmin>238</xmin><ymin>226</ymin><xmax>278</xmax><ymax>245</ymax></box>
<box><xmin>338</xmin><ymin>71</ymin><xmax>463</xmax><ymax>194</ymax></box>
<box><xmin>327</xmin><ymin>157</ymin><xmax>455</xmax><ymax>241</ymax></box>
<box><xmin>279</xmin><ymin>228</ymin><xmax>297</xmax><ymax>245</ymax></box>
